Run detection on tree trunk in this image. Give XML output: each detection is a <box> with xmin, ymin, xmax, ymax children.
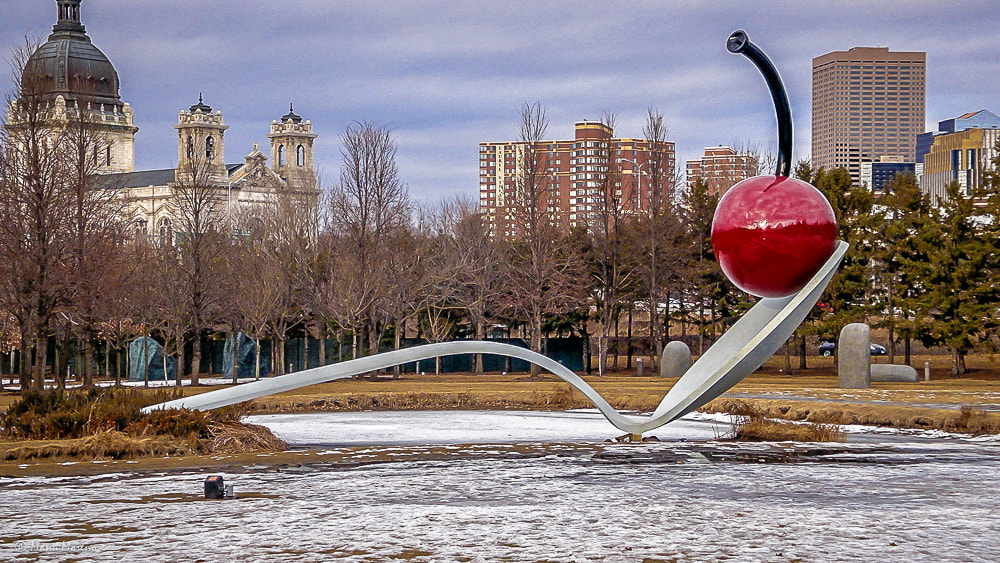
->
<box><xmin>530</xmin><ymin>312</ymin><xmax>542</xmax><ymax>376</ymax></box>
<box><xmin>191</xmin><ymin>332</ymin><xmax>202</xmax><ymax>386</ymax></box>
<box><xmin>351</xmin><ymin>328</ymin><xmax>359</xmax><ymax>360</ymax></box>
<box><xmin>368</xmin><ymin>321</ymin><xmax>378</xmax><ymax>357</ymax></box>
<box><xmin>393</xmin><ymin>316</ymin><xmax>401</xmax><ymax>378</ymax></box>
<box><xmin>255</xmin><ymin>336</ymin><xmax>262</xmax><ymax>380</ymax></box>
<box><xmin>303</xmin><ymin>332</ymin><xmax>309</xmax><ymax>371</ymax></box>
<box><xmin>798</xmin><ymin>333</ymin><xmax>807</xmax><ymax>370</ymax></box>
<box><xmin>83</xmin><ymin>338</ymin><xmax>94</xmax><ymax>389</ymax></box>
<box><xmin>142</xmin><ymin>336</ymin><xmax>150</xmax><ymax>388</ymax></box>
<box><xmin>474</xmin><ymin>321</ymin><xmax>485</xmax><ymax>374</ymax></box>
<box><xmin>888</xmin><ymin>325</ymin><xmax>896</xmax><ymax>364</ymax></box>
<box><xmin>613</xmin><ymin>313</ymin><xmax>620</xmax><ymax>370</ymax></box>
<box><xmin>231</xmin><ymin>331</ymin><xmax>239</xmax><ymax>384</ymax></box>
<box><xmin>55</xmin><ymin>337</ymin><xmax>67</xmax><ymax>392</ymax></box>
<box><xmin>626</xmin><ymin>305</ymin><xmax>633</xmax><ymax>370</ymax></box>
<box><xmin>904</xmin><ymin>338</ymin><xmax>911</xmax><ymax>366</ymax></box>
<box><xmin>277</xmin><ymin>336</ymin><xmax>286</xmax><ymax>376</ymax></box>
<box><xmin>319</xmin><ymin>324</ymin><xmax>327</xmax><ymax>367</ymax></box>
<box><xmin>783</xmin><ymin>336</ymin><xmax>792</xmax><ymax>375</ymax></box>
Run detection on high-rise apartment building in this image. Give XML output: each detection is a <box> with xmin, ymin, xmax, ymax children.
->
<box><xmin>685</xmin><ymin>146</ymin><xmax>757</xmax><ymax>194</ymax></box>
<box><xmin>811</xmin><ymin>46</ymin><xmax>926</xmax><ymax>185</ymax></box>
<box><xmin>478</xmin><ymin>121</ymin><xmax>675</xmax><ymax>234</ymax></box>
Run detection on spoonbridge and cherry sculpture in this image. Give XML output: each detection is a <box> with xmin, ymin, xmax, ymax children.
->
<box><xmin>144</xmin><ymin>31</ymin><xmax>846</xmax><ymax>435</ymax></box>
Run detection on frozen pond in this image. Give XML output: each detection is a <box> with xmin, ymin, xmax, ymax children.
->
<box><xmin>2</xmin><ymin>411</ymin><xmax>999</xmax><ymax>561</ymax></box>
<box><xmin>247</xmin><ymin>409</ymin><xmax>725</xmax><ymax>445</ymax></box>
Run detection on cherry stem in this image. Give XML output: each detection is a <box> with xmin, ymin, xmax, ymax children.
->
<box><xmin>727</xmin><ymin>30</ymin><xmax>792</xmax><ymax>178</ymax></box>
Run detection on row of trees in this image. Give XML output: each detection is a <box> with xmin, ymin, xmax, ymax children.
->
<box><xmin>4</xmin><ymin>39</ymin><xmax>998</xmax><ymax>388</ymax></box>
<box><xmin>798</xmin><ymin>159</ymin><xmax>1000</xmax><ymax>376</ymax></box>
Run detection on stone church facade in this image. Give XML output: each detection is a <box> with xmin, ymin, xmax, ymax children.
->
<box><xmin>10</xmin><ymin>0</ymin><xmax>320</xmax><ymax>243</ymax></box>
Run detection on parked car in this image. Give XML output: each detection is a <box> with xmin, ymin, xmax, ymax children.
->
<box><xmin>818</xmin><ymin>341</ymin><xmax>886</xmax><ymax>356</ymax></box>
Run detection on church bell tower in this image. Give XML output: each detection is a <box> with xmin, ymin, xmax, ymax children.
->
<box><xmin>174</xmin><ymin>94</ymin><xmax>229</xmax><ymax>184</ymax></box>
<box><xmin>267</xmin><ymin>103</ymin><xmax>317</xmax><ymax>190</ymax></box>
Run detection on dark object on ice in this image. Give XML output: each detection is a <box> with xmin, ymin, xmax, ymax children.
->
<box><xmin>204</xmin><ymin>475</ymin><xmax>225</xmax><ymax>499</ymax></box>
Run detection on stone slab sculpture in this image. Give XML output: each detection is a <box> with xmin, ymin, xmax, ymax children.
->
<box><xmin>660</xmin><ymin>341</ymin><xmax>692</xmax><ymax>379</ymax></box>
<box><xmin>871</xmin><ymin>364</ymin><xmax>919</xmax><ymax>383</ymax></box>
<box><xmin>838</xmin><ymin>323</ymin><xmax>871</xmax><ymax>389</ymax></box>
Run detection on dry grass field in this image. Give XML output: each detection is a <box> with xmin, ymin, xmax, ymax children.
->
<box><xmin>3</xmin><ymin>353</ymin><xmax>999</xmax><ymax>440</ymax></box>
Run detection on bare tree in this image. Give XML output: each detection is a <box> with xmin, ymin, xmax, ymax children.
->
<box><xmin>441</xmin><ymin>195</ymin><xmax>504</xmax><ymax>373</ymax></box>
<box><xmin>500</xmin><ymin>102</ymin><xmax>585</xmax><ymax>374</ymax></box>
<box><xmin>581</xmin><ymin>112</ymin><xmax>635</xmax><ymax>375</ymax></box>
<box><xmin>0</xmin><ymin>38</ymin><xmax>83</xmax><ymax>391</ymax></box>
<box><xmin>326</xmin><ymin>121</ymin><xmax>410</xmax><ymax>359</ymax></box>
<box><xmin>168</xmin><ymin>153</ymin><xmax>231</xmax><ymax>384</ymax></box>
<box><xmin>622</xmin><ymin>109</ymin><xmax>687</xmax><ymax>366</ymax></box>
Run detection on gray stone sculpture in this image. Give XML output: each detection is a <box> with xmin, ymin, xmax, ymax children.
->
<box><xmin>660</xmin><ymin>341</ymin><xmax>692</xmax><ymax>378</ymax></box>
<box><xmin>871</xmin><ymin>364</ymin><xmax>919</xmax><ymax>383</ymax></box>
<box><xmin>838</xmin><ymin>323</ymin><xmax>871</xmax><ymax>388</ymax></box>
<box><xmin>145</xmin><ymin>243</ymin><xmax>848</xmax><ymax>434</ymax></box>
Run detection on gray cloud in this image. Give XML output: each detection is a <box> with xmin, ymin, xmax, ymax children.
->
<box><xmin>3</xmin><ymin>0</ymin><xmax>999</xmax><ymax>202</ymax></box>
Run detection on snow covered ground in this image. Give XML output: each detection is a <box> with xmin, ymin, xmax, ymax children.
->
<box><xmin>2</xmin><ymin>411</ymin><xmax>999</xmax><ymax>561</ymax></box>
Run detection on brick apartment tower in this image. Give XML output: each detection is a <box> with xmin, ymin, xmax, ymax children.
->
<box><xmin>478</xmin><ymin>121</ymin><xmax>675</xmax><ymax>235</ymax></box>
<box><xmin>811</xmin><ymin>47</ymin><xmax>926</xmax><ymax>185</ymax></box>
<box><xmin>685</xmin><ymin>146</ymin><xmax>757</xmax><ymax>194</ymax></box>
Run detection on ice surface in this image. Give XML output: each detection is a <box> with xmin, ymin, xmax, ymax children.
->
<box><xmin>246</xmin><ymin>409</ymin><xmax>725</xmax><ymax>446</ymax></box>
<box><xmin>3</xmin><ymin>411</ymin><xmax>999</xmax><ymax>561</ymax></box>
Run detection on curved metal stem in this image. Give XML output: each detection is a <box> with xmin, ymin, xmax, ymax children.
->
<box><xmin>727</xmin><ymin>29</ymin><xmax>792</xmax><ymax>177</ymax></box>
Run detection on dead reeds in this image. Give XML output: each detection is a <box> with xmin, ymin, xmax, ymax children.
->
<box><xmin>714</xmin><ymin>399</ymin><xmax>846</xmax><ymax>442</ymax></box>
<box><xmin>702</xmin><ymin>397</ymin><xmax>1000</xmax><ymax>435</ymax></box>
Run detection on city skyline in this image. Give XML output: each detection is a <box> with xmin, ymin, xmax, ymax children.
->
<box><xmin>2</xmin><ymin>0</ymin><xmax>998</xmax><ymax>203</ymax></box>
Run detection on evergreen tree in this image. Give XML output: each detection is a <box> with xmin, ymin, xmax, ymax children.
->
<box><xmin>871</xmin><ymin>173</ymin><xmax>935</xmax><ymax>365</ymax></box>
<box><xmin>919</xmin><ymin>182</ymin><xmax>998</xmax><ymax>375</ymax></box>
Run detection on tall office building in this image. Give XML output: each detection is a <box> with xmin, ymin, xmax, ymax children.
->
<box><xmin>811</xmin><ymin>47</ymin><xmax>926</xmax><ymax>185</ymax></box>
<box><xmin>479</xmin><ymin>121</ymin><xmax>675</xmax><ymax>235</ymax></box>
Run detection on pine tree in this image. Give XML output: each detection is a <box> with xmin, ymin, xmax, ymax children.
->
<box><xmin>919</xmin><ymin>182</ymin><xmax>998</xmax><ymax>375</ymax></box>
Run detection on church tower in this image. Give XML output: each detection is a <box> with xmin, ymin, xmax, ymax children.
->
<box><xmin>15</xmin><ymin>0</ymin><xmax>138</xmax><ymax>172</ymax></box>
<box><xmin>267</xmin><ymin>104</ymin><xmax>317</xmax><ymax>190</ymax></box>
<box><xmin>173</xmin><ymin>95</ymin><xmax>229</xmax><ymax>184</ymax></box>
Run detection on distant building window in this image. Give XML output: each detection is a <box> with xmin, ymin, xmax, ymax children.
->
<box><xmin>205</xmin><ymin>136</ymin><xmax>215</xmax><ymax>160</ymax></box>
<box><xmin>106</xmin><ymin>145</ymin><xmax>112</xmax><ymax>166</ymax></box>
<box><xmin>296</xmin><ymin>144</ymin><xmax>305</xmax><ymax>166</ymax></box>
<box><xmin>278</xmin><ymin>145</ymin><xmax>286</xmax><ymax>167</ymax></box>
<box><xmin>187</xmin><ymin>136</ymin><xmax>194</xmax><ymax>160</ymax></box>
<box><xmin>133</xmin><ymin>219</ymin><xmax>147</xmax><ymax>244</ymax></box>
<box><xmin>158</xmin><ymin>217</ymin><xmax>173</xmax><ymax>246</ymax></box>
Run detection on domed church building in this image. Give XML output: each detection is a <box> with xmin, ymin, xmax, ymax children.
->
<box><xmin>9</xmin><ymin>0</ymin><xmax>320</xmax><ymax>243</ymax></box>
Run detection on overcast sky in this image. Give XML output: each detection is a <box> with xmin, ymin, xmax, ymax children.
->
<box><xmin>3</xmin><ymin>1</ymin><xmax>999</xmax><ymax>203</ymax></box>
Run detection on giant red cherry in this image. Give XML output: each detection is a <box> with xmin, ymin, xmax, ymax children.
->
<box><xmin>711</xmin><ymin>175</ymin><xmax>838</xmax><ymax>298</ymax></box>
<box><xmin>715</xmin><ymin>30</ymin><xmax>839</xmax><ymax>298</ymax></box>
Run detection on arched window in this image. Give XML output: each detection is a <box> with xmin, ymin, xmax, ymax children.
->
<box><xmin>278</xmin><ymin>145</ymin><xmax>286</xmax><ymax>167</ymax></box>
<box><xmin>186</xmin><ymin>136</ymin><xmax>194</xmax><ymax>160</ymax></box>
<box><xmin>133</xmin><ymin>219</ymin><xmax>147</xmax><ymax>244</ymax></box>
<box><xmin>158</xmin><ymin>217</ymin><xmax>173</xmax><ymax>246</ymax></box>
<box><xmin>205</xmin><ymin>136</ymin><xmax>215</xmax><ymax>160</ymax></box>
<box><xmin>296</xmin><ymin>144</ymin><xmax>305</xmax><ymax>167</ymax></box>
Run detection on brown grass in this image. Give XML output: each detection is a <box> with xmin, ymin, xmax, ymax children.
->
<box><xmin>205</xmin><ymin>422</ymin><xmax>287</xmax><ymax>455</ymax></box>
<box><xmin>1</xmin><ymin>430</ymin><xmax>198</xmax><ymax>461</ymax></box>
<box><xmin>702</xmin><ymin>397</ymin><xmax>1000</xmax><ymax>435</ymax></box>
<box><xmin>714</xmin><ymin>399</ymin><xmax>846</xmax><ymax>442</ymax></box>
